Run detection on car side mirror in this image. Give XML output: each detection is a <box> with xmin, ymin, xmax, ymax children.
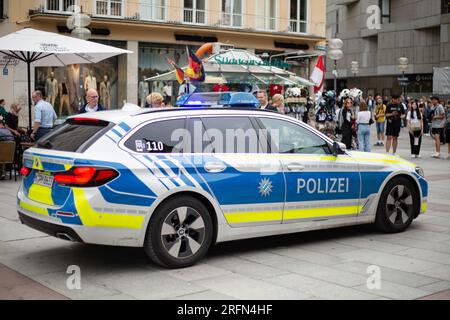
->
<box><xmin>332</xmin><ymin>142</ymin><xmax>346</xmax><ymax>157</ymax></box>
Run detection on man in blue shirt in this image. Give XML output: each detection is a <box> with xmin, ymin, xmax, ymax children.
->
<box><xmin>30</xmin><ymin>90</ymin><xmax>57</xmax><ymax>141</ymax></box>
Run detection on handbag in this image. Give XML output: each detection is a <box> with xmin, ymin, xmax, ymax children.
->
<box><xmin>369</xmin><ymin>118</ymin><xmax>374</xmax><ymax>125</ymax></box>
<box><xmin>410</xmin><ymin>121</ymin><xmax>421</xmax><ymax>131</ymax></box>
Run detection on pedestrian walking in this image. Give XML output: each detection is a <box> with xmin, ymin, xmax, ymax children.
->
<box><xmin>385</xmin><ymin>94</ymin><xmax>405</xmax><ymax>156</ymax></box>
<box><xmin>30</xmin><ymin>90</ymin><xmax>57</xmax><ymax>142</ymax></box>
<box><xmin>374</xmin><ymin>95</ymin><xmax>386</xmax><ymax>146</ymax></box>
<box><xmin>78</xmin><ymin>89</ymin><xmax>105</xmax><ymax>114</ymax></box>
<box><xmin>356</xmin><ymin>101</ymin><xmax>373</xmax><ymax>152</ymax></box>
<box><xmin>445</xmin><ymin>101</ymin><xmax>450</xmax><ymax>160</ymax></box>
<box><xmin>429</xmin><ymin>96</ymin><xmax>445</xmax><ymax>158</ymax></box>
<box><xmin>341</xmin><ymin>98</ymin><xmax>355</xmax><ymax>150</ymax></box>
<box><xmin>406</xmin><ymin>101</ymin><xmax>423</xmax><ymax>158</ymax></box>
<box><xmin>366</xmin><ymin>95</ymin><xmax>375</xmax><ymax>114</ymax></box>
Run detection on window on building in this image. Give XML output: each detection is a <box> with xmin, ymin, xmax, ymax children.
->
<box><xmin>95</xmin><ymin>0</ymin><xmax>123</xmax><ymax>17</ymax></box>
<box><xmin>0</xmin><ymin>0</ymin><xmax>4</xmax><ymax>19</ymax></box>
<box><xmin>45</xmin><ymin>0</ymin><xmax>76</xmax><ymax>12</ymax></box>
<box><xmin>443</xmin><ymin>0</ymin><xmax>450</xmax><ymax>14</ymax></box>
<box><xmin>379</xmin><ymin>0</ymin><xmax>391</xmax><ymax>24</ymax></box>
<box><xmin>289</xmin><ymin>0</ymin><xmax>307</xmax><ymax>33</ymax></box>
<box><xmin>184</xmin><ymin>0</ymin><xmax>206</xmax><ymax>24</ymax></box>
<box><xmin>140</xmin><ymin>0</ymin><xmax>166</xmax><ymax>21</ymax></box>
<box><xmin>256</xmin><ymin>0</ymin><xmax>276</xmax><ymax>31</ymax></box>
<box><xmin>221</xmin><ymin>0</ymin><xmax>242</xmax><ymax>28</ymax></box>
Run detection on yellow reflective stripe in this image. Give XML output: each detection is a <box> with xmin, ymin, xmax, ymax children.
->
<box><xmin>72</xmin><ymin>189</ymin><xmax>145</xmax><ymax>229</ymax></box>
<box><xmin>421</xmin><ymin>201</ymin><xmax>428</xmax><ymax>213</ymax></box>
<box><xmin>284</xmin><ymin>205</ymin><xmax>363</xmax><ymax>221</ymax></box>
<box><xmin>28</xmin><ymin>184</ymin><xmax>54</xmax><ymax>206</ymax></box>
<box><xmin>225</xmin><ymin>211</ymin><xmax>282</xmax><ymax>224</ymax></box>
<box><xmin>20</xmin><ymin>201</ymin><xmax>48</xmax><ymax>216</ymax></box>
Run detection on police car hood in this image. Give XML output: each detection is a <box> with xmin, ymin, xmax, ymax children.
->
<box><xmin>347</xmin><ymin>150</ymin><xmax>417</xmax><ymax>171</ymax></box>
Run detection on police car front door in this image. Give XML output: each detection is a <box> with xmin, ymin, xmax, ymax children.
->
<box><xmin>257</xmin><ymin>117</ymin><xmax>361</xmax><ymax>224</ymax></box>
<box><xmin>187</xmin><ymin>117</ymin><xmax>285</xmax><ymax>227</ymax></box>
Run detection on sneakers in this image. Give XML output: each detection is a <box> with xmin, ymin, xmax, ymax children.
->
<box><xmin>431</xmin><ymin>153</ymin><xmax>441</xmax><ymax>159</ymax></box>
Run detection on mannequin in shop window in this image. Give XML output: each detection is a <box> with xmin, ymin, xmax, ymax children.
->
<box><xmin>45</xmin><ymin>71</ymin><xmax>58</xmax><ymax>107</ymax></box>
<box><xmin>84</xmin><ymin>70</ymin><xmax>97</xmax><ymax>93</ymax></box>
<box><xmin>139</xmin><ymin>76</ymin><xmax>149</xmax><ymax>108</ymax></box>
<box><xmin>99</xmin><ymin>75</ymin><xmax>111</xmax><ymax>109</ymax></box>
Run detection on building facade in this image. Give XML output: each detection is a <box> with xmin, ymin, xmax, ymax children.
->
<box><xmin>325</xmin><ymin>0</ymin><xmax>450</xmax><ymax>98</ymax></box>
<box><xmin>0</xmin><ymin>0</ymin><xmax>326</xmax><ymax>124</ymax></box>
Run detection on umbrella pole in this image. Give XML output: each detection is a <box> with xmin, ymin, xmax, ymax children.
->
<box><xmin>27</xmin><ymin>59</ymin><xmax>32</xmax><ymax>131</ymax></box>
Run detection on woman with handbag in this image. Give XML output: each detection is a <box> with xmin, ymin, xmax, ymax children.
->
<box><xmin>407</xmin><ymin>100</ymin><xmax>423</xmax><ymax>158</ymax></box>
<box><xmin>356</xmin><ymin>101</ymin><xmax>373</xmax><ymax>152</ymax></box>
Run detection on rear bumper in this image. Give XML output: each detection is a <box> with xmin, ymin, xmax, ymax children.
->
<box><xmin>18</xmin><ymin>211</ymin><xmax>84</xmax><ymax>242</ymax></box>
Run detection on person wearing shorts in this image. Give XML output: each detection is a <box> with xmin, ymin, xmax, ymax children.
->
<box><xmin>430</xmin><ymin>96</ymin><xmax>445</xmax><ymax>158</ymax></box>
<box><xmin>385</xmin><ymin>95</ymin><xmax>405</xmax><ymax>156</ymax></box>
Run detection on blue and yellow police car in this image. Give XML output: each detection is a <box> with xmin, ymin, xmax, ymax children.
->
<box><xmin>17</xmin><ymin>92</ymin><xmax>428</xmax><ymax>268</ymax></box>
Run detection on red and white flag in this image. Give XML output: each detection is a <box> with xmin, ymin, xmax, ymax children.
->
<box><xmin>310</xmin><ymin>55</ymin><xmax>325</xmax><ymax>93</ymax></box>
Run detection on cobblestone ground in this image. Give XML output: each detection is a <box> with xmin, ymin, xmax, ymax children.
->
<box><xmin>1</xmin><ymin>126</ymin><xmax>450</xmax><ymax>300</ymax></box>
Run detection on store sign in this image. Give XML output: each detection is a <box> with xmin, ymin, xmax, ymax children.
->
<box><xmin>0</xmin><ymin>55</ymin><xmax>20</xmax><ymax>67</ymax></box>
<box><xmin>213</xmin><ymin>57</ymin><xmax>292</xmax><ymax>69</ymax></box>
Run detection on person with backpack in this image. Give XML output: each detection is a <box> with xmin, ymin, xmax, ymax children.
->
<box><xmin>406</xmin><ymin>100</ymin><xmax>423</xmax><ymax>158</ymax></box>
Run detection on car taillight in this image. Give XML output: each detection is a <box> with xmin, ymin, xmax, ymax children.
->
<box><xmin>54</xmin><ymin>167</ymin><xmax>119</xmax><ymax>187</ymax></box>
<box><xmin>20</xmin><ymin>166</ymin><xmax>31</xmax><ymax>177</ymax></box>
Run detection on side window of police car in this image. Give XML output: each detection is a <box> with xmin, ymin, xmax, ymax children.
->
<box><xmin>258</xmin><ymin>118</ymin><xmax>331</xmax><ymax>155</ymax></box>
<box><xmin>200</xmin><ymin>117</ymin><xmax>263</xmax><ymax>154</ymax></box>
<box><xmin>124</xmin><ymin>119</ymin><xmax>186</xmax><ymax>153</ymax></box>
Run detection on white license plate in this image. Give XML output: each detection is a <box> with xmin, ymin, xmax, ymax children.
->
<box><xmin>33</xmin><ymin>173</ymin><xmax>54</xmax><ymax>188</ymax></box>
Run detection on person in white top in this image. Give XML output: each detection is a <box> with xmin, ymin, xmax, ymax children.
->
<box><xmin>356</xmin><ymin>101</ymin><xmax>373</xmax><ymax>152</ymax></box>
<box><xmin>406</xmin><ymin>100</ymin><xmax>423</xmax><ymax>158</ymax></box>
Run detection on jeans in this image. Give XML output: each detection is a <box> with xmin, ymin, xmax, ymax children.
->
<box><xmin>357</xmin><ymin>124</ymin><xmax>371</xmax><ymax>152</ymax></box>
<box><xmin>376</xmin><ymin>122</ymin><xmax>385</xmax><ymax>135</ymax></box>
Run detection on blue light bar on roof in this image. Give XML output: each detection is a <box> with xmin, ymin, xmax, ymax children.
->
<box><xmin>176</xmin><ymin>92</ymin><xmax>259</xmax><ymax>108</ymax></box>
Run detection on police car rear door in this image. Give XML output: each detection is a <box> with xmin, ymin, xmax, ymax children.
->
<box><xmin>256</xmin><ymin>116</ymin><xmax>362</xmax><ymax>224</ymax></box>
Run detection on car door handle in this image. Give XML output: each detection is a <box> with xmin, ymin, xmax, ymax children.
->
<box><xmin>286</xmin><ymin>163</ymin><xmax>305</xmax><ymax>172</ymax></box>
<box><xmin>204</xmin><ymin>162</ymin><xmax>227</xmax><ymax>173</ymax></box>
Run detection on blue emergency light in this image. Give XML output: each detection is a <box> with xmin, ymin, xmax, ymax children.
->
<box><xmin>176</xmin><ymin>92</ymin><xmax>259</xmax><ymax>108</ymax></box>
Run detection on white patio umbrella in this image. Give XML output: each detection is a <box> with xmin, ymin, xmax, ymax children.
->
<box><xmin>0</xmin><ymin>28</ymin><xmax>132</xmax><ymax>129</ymax></box>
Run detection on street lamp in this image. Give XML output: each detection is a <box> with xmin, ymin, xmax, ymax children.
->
<box><xmin>398</xmin><ymin>57</ymin><xmax>409</xmax><ymax>97</ymax></box>
<box><xmin>68</xmin><ymin>10</ymin><xmax>92</xmax><ymax>110</ymax></box>
<box><xmin>327</xmin><ymin>38</ymin><xmax>344</xmax><ymax>102</ymax></box>
<box><xmin>351</xmin><ymin>60</ymin><xmax>359</xmax><ymax>78</ymax></box>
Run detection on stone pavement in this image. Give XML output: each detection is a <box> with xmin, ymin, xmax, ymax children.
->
<box><xmin>1</xmin><ymin>126</ymin><xmax>450</xmax><ymax>300</ymax></box>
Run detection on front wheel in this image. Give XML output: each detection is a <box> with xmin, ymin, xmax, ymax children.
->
<box><xmin>375</xmin><ymin>177</ymin><xmax>419</xmax><ymax>233</ymax></box>
<box><xmin>144</xmin><ymin>196</ymin><xmax>213</xmax><ymax>268</ymax></box>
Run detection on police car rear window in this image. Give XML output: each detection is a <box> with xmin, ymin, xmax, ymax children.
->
<box><xmin>36</xmin><ymin>119</ymin><xmax>112</xmax><ymax>152</ymax></box>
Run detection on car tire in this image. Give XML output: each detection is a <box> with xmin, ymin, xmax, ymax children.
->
<box><xmin>375</xmin><ymin>177</ymin><xmax>419</xmax><ymax>233</ymax></box>
<box><xmin>144</xmin><ymin>196</ymin><xmax>213</xmax><ymax>268</ymax></box>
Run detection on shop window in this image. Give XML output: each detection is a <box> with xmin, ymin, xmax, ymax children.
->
<box><xmin>184</xmin><ymin>0</ymin><xmax>206</xmax><ymax>25</ymax></box>
<box><xmin>221</xmin><ymin>0</ymin><xmax>242</xmax><ymax>28</ymax></box>
<box><xmin>45</xmin><ymin>0</ymin><xmax>76</xmax><ymax>12</ymax></box>
<box><xmin>256</xmin><ymin>0</ymin><xmax>277</xmax><ymax>31</ymax></box>
<box><xmin>379</xmin><ymin>0</ymin><xmax>391</xmax><ymax>24</ymax></box>
<box><xmin>95</xmin><ymin>0</ymin><xmax>123</xmax><ymax>18</ymax></box>
<box><xmin>443</xmin><ymin>0</ymin><xmax>450</xmax><ymax>14</ymax></box>
<box><xmin>289</xmin><ymin>0</ymin><xmax>307</xmax><ymax>33</ymax></box>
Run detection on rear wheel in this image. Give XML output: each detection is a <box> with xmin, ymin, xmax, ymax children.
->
<box><xmin>144</xmin><ymin>196</ymin><xmax>213</xmax><ymax>268</ymax></box>
<box><xmin>375</xmin><ymin>177</ymin><xmax>419</xmax><ymax>233</ymax></box>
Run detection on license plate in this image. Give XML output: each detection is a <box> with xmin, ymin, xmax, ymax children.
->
<box><xmin>33</xmin><ymin>172</ymin><xmax>54</xmax><ymax>188</ymax></box>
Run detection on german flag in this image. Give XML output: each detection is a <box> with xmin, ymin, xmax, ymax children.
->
<box><xmin>185</xmin><ymin>46</ymin><xmax>205</xmax><ymax>82</ymax></box>
<box><xmin>167</xmin><ymin>58</ymin><xmax>185</xmax><ymax>85</ymax></box>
